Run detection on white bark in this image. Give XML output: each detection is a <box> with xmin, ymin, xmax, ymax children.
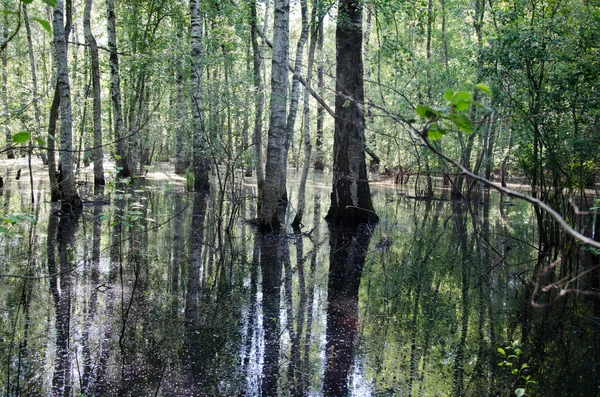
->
<box><xmin>83</xmin><ymin>0</ymin><xmax>104</xmax><ymax>185</ymax></box>
<box><xmin>54</xmin><ymin>0</ymin><xmax>80</xmax><ymax>208</ymax></box>
<box><xmin>293</xmin><ymin>0</ymin><xmax>315</xmax><ymax>228</ymax></box>
<box><xmin>259</xmin><ymin>0</ymin><xmax>290</xmax><ymax>229</ymax></box>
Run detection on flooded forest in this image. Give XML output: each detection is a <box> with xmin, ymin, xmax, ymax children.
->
<box><xmin>1</xmin><ymin>0</ymin><xmax>600</xmax><ymax>396</ymax></box>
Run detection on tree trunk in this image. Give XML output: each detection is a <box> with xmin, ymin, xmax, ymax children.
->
<box><xmin>326</xmin><ymin>0</ymin><xmax>377</xmax><ymax>225</ymax></box>
<box><xmin>174</xmin><ymin>70</ymin><xmax>186</xmax><ymax>174</ymax></box>
<box><xmin>23</xmin><ymin>6</ymin><xmax>43</xmax><ymax>144</ymax></box>
<box><xmin>83</xmin><ymin>0</ymin><xmax>105</xmax><ymax>186</ymax></box>
<box><xmin>250</xmin><ymin>0</ymin><xmax>268</xmax><ymax>192</ymax></box>
<box><xmin>54</xmin><ymin>0</ymin><xmax>81</xmax><ymax>210</ymax></box>
<box><xmin>1</xmin><ymin>22</ymin><xmax>13</xmax><ymax>159</ymax></box>
<box><xmin>293</xmin><ymin>0</ymin><xmax>317</xmax><ymax>228</ymax></box>
<box><xmin>190</xmin><ymin>0</ymin><xmax>210</xmax><ymax>191</ymax></box>
<box><xmin>313</xmin><ymin>19</ymin><xmax>325</xmax><ymax>171</ymax></box>
<box><xmin>106</xmin><ymin>0</ymin><xmax>130</xmax><ymax>177</ymax></box>
<box><xmin>258</xmin><ymin>0</ymin><xmax>290</xmax><ymax>230</ymax></box>
<box><xmin>284</xmin><ymin>0</ymin><xmax>309</xmax><ymax>156</ymax></box>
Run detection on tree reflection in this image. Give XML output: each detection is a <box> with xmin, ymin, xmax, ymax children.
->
<box><xmin>49</xmin><ymin>207</ymin><xmax>80</xmax><ymax>396</ymax></box>
<box><xmin>323</xmin><ymin>222</ymin><xmax>375</xmax><ymax>396</ymax></box>
<box><xmin>259</xmin><ymin>232</ymin><xmax>284</xmax><ymax>396</ymax></box>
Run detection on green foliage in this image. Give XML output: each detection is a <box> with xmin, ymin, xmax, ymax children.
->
<box><xmin>416</xmin><ymin>86</ymin><xmax>490</xmax><ymax>140</ymax></box>
<box><xmin>498</xmin><ymin>342</ymin><xmax>537</xmax><ymax>396</ymax></box>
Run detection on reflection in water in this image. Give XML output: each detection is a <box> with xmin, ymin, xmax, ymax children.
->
<box><xmin>323</xmin><ymin>223</ymin><xmax>374</xmax><ymax>397</ymax></box>
<box><xmin>50</xmin><ymin>208</ymin><xmax>81</xmax><ymax>396</ymax></box>
<box><xmin>0</xmin><ymin>175</ymin><xmax>598</xmax><ymax>396</ymax></box>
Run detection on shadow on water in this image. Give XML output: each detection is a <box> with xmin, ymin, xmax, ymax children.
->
<box><xmin>0</xmin><ymin>172</ymin><xmax>599</xmax><ymax>396</ymax></box>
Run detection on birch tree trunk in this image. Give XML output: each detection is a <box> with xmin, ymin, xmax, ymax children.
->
<box><xmin>106</xmin><ymin>0</ymin><xmax>130</xmax><ymax>177</ymax></box>
<box><xmin>292</xmin><ymin>0</ymin><xmax>317</xmax><ymax>228</ymax></box>
<box><xmin>326</xmin><ymin>0</ymin><xmax>377</xmax><ymax>224</ymax></box>
<box><xmin>190</xmin><ymin>0</ymin><xmax>210</xmax><ymax>191</ymax></box>
<box><xmin>83</xmin><ymin>0</ymin><xmax>105</xmax><ymax>186</ymax></box>
<box><xmin>284</xmin><ymin>0</ymin><xmax>309</xmax><ymax>155</ymax></box>
<box><xmin>258</xmin><ymin>0</ymin><xmax>290</xmax><ymax>230</ymax></box>
<box><xmin>54</xmin><ymin>0</ymin><xmax>81</xmax><ymax>209</ymax></box>
<box><xmin>250</xmin><ymin>0</ymin><xmax>266</xmax><ymax>198</ymax></box>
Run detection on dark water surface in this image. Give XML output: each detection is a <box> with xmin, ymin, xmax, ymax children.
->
<box><xmin>0</xmin><ymin>166</ymin><xmax>598</xmax><ymax>396</ymax></box>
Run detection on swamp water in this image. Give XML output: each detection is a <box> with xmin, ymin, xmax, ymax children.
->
<box><xmin>0</xmin><ymin>164</ymin><xmax>598</xmax><ymax>396</ymax></box>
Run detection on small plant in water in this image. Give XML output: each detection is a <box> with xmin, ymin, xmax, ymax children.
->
<box><xmin>498</xmin><ymin>341</ymin><xmax>537</xmax><ymax>396</ymax></box>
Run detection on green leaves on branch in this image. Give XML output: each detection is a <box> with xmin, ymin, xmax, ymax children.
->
<box><xmin>416</xmin><ymin>84</ymin><xmax>491</xmax><ymax>140</ymax></box>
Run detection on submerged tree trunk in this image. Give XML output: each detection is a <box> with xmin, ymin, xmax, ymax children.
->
<box><xmin>259</xmin><ymin>0</ymin><xmax>290</xmax><ymax>230</ymax></box>
<box><xmin>326</xmin><ymin>0</ymin><xmax>377</xmax><ymax>224</ymax></box>
<box><xmin>83</xmin><ymin>0</ymin><xmax>104</xmax><ymax>186</ymax></box>
<box><xmin>54</xmin><ymin>0</ymin><xmax>81</xmax><ymax>210</ymax></box>
<box><xmin>106</xmin><ymin>0</ymin><xmax>130</xmax><ymax>177</ymax></box>
<box><xmin>190</xmin><ymin>0</ymin><xmax>210</xmax><ymax>191</ymax></box>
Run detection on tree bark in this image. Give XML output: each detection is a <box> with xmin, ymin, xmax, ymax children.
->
<box><xmin>1</xmin><ymin>22</ymin><xmax>13</xmax><ymax>159</ymax></box>
<box><xmin>250</xmin><ymin>0</ymin><xmax>268</xmax><ymax>194</ymax></box>
<box><xmin>259</xmin><ymin>0</ymin><xmax>290</xmax><ymax>230</ymax></box>
<box><xmin>174</xmin><ymin>70</ymin><xmax>186</xmax><ymax>174</ymax></box>
<box><xmin>326</xmin><ymin>0</ymin><xmax>377</xmax><ymax>225</ymax></box>
<box><xmin>83</xmin><ymin>0</ymin><xmax>105</xmax><ymax>186</ymax></box>
<box><xmin>293</xmin><ymin>0</ymin><xmax>317</xmax><ymax>228</ymax></box>
<box><xmin>313</xmin><ymin>19</ymin><xmax>325</xmax><ymax>170</ymax></box>
<box><xmin>54</xmin><ymin>0</ymin><xmax>81</xmax><ymax>210</ymax></box>
<box><xmin>190</xmin><ymin>0</ymin><xmax>210</xmax><ymax>191</ymax></box>
<box><xmin>106</xmin><ymin>0</ymin><xmax>130</xmax><ymax>177</ymax></box>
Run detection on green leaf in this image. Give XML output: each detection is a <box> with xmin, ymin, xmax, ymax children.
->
<box><xmin>521</xmin><ymin>363</ymin><xmax>529</xmax><ymax>370</ymax></box>
<box><xmin>443</xmin><ymin>89</ymin><xmax>454</xmax><ymax>101</ymax></box>
<box><xmin>427</xmin><ymin>124</ymin><xmax>445</xmax><ymax>140</ymax></box>
<box><xmin>343</xmin><ymin>99</ymin><xmax>350</xmax><ymax>108</ymax></box>
<box><xmin>454</xmin><ymin>100</ymin><xmax>471</xmax><ymax>112</ymax></box>
<box><xmin>451</xmin><ymin>91</ymin><xmax>472</xmax><ymax>105</ymax></box>
<box><xmin>12</xmin><ymin>131</ymin><xmax>31</xmax><ymax>143</ymax></box>
<box><xmin>515</xmin><ymin>388</ymin><xmax>526</xmax><ymax>397</ymax></box>
<box><xmin>498</xmin><ymin>348</ymin><xmax>506</xmax><ymax>356</ymax></box>
<box><xmin>445</xmin><ymin>113</ymin><xmax>473</xmax><ymax>133</ymax></box>
<box><xmin>34</xmin><ymin>137</ymin><xmax>46</xmax><ymax>146</ymax></box>
<box><xmin>416</xmin><ymin>105</ymin><xmax>440</xmax><ymax>119</ymax></box>
<box><xmin>0</xmin><ymin>227</ymin><xmax>8</xmax><ymax>234</ymax></box>
<box><xmin>22</xmin><ymin>0</ymin><xmax>33</xmax><ymax>4</ymax></box>
<box><xmin>515</xmin><ymin>348</ymin><xmax>522</xmax><ymax>356</ymax></box>
<box><xmin>32</xmin><ymin>17</ymin><xmax>52</xmax><ymax>34</ymax></box>
<box><xmin>1</xmin><ymin>9</ymin><xmax>19</xmax><ymax>16</ymax></box>
<box><xmin>114</xmin><ymin>154</ymin><xmax>122</xmax><ymax>160</ymax></box>
<box><xmin>41</xmin><ymin>0</ymin><xmax>57</xmax><ymax>6</ymax></box>
<box><xmin>475</xmin><ymin>83</ymin><xmax>491</xmax><ymax>94</ymax></box>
